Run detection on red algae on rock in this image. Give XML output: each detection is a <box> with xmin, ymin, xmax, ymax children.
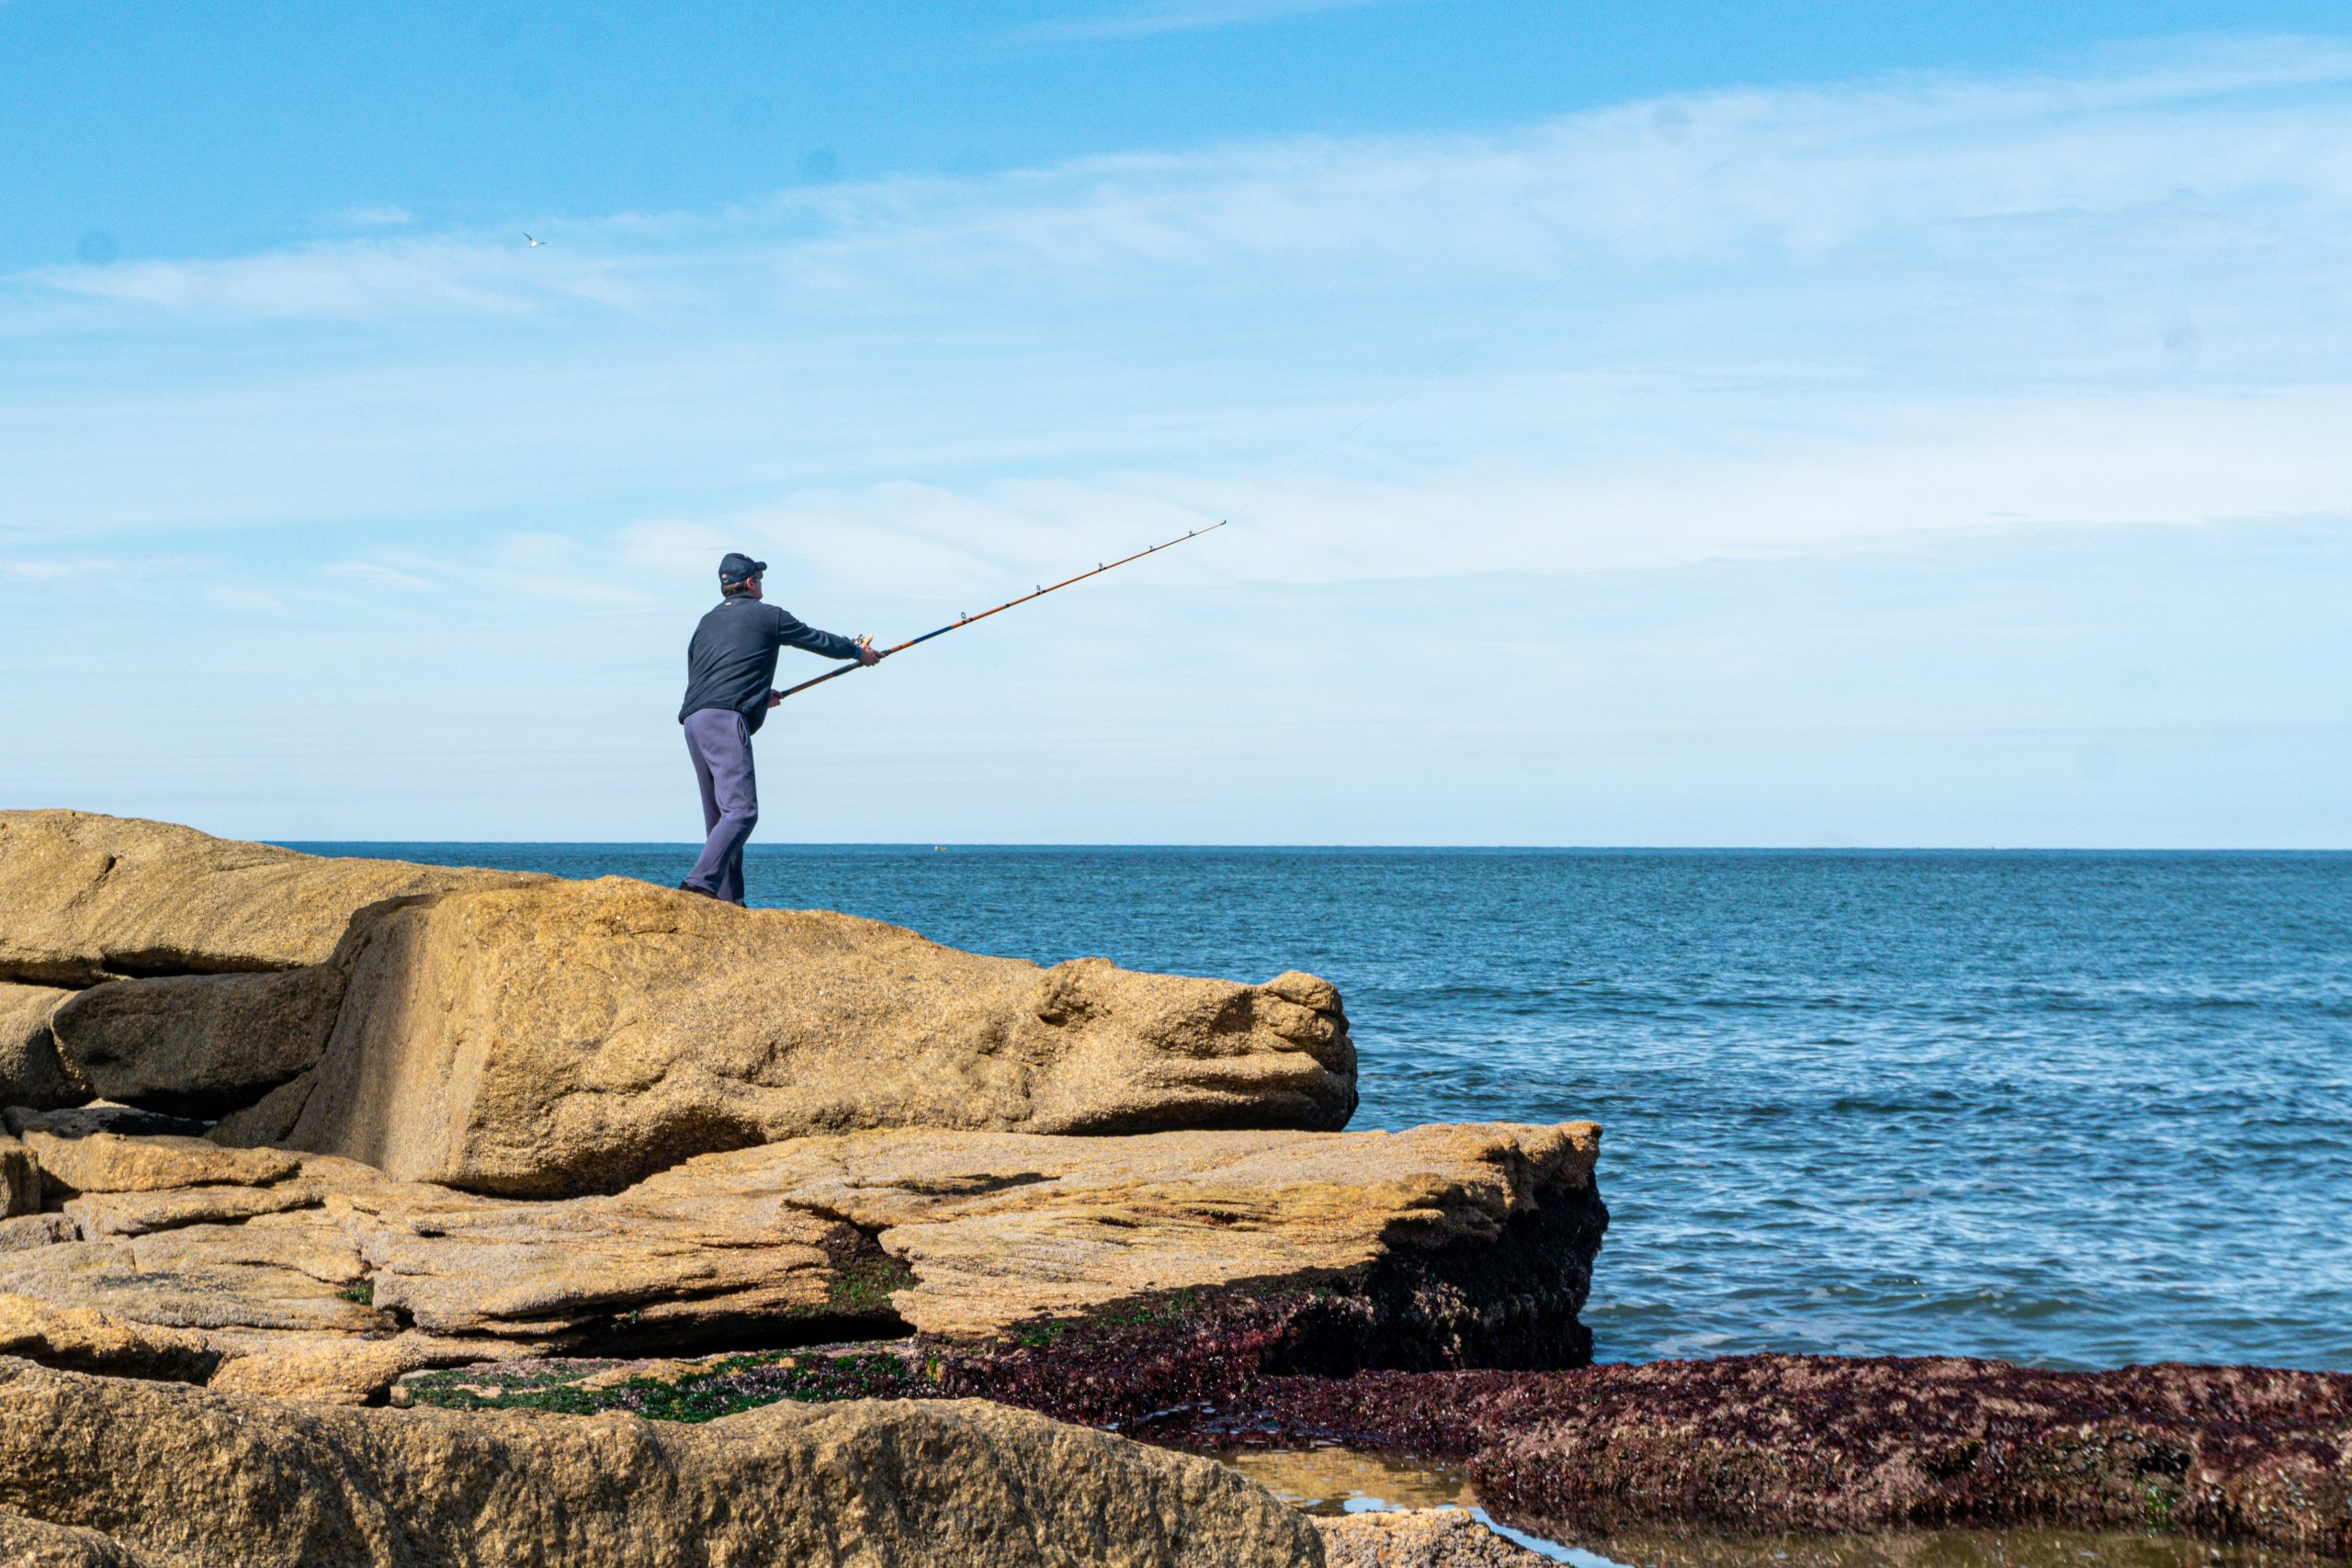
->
<box><xmin>1138</xmin><ymin>1355</ymin><xmax>2352</xmax><ymax>1559</ymax></box>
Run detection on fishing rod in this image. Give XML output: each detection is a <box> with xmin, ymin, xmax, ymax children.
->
<box><xmin>774</xmin><ymin>519</ymin><xmax>1227</xmax><ymax>702</ymax></box>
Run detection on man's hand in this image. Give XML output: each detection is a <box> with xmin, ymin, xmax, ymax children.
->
<box><xmin>765</xmin><ymin>689</ymin><xmax>785</xmax><ymax>708</ymax></box>
<box><xmin>854</xmin><ymin>636</ymin><xmax>883</xmax><ymax>668</ymax></box>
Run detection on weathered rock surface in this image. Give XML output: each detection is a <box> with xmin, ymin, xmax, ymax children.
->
<box><xmin>0</xmin><ymin>809</ymin><xmax>532</xmax><ymax>986</ymax></box>
<box><xmin>0</xmin><ymin>1121</ymin><xmax>1601</xmax><ymax>1404</ymax></box>
<box><xmin>639</xmin><ymin>1121</ymin><xmax>1599</xmax><ymax>1342</ymax></box>
<box><xmin>1</xmin><ymin>1134</ymin><xmax>37</xmax><ymax>1218</ymax></box>
<box><xmin>0</xmin><ymin>1509</ymin><xmax>162</xmax><ymax>1568</ymax></box>
<box><xmin>0</xmin><ymin>1357</ymin><xmax>1324</xmax><ymax>1568</ymax></box>
<box><xmin>0</xmin><ymin>982</ymin><xmax>85</xmax><ymax>1111</ymax></box>
<box><xmin>1316</xmin><ymin>1510</ymin><xmax>1545</xmax><ymax>1566</ymax></box>
<box><xmin>51</xmin><ymin>966</ymin><xmax>344</xmax><ymax>1118</ymax></box>
<box><xmin>5</xmin><ymin>1109</ymin><xmax>300</xmax><ymax>1197</ymax></box>
<box><xmin>277</xmin><ymin>874</ymin><xmax>1357</xmax><ymax>1195</ymax></box>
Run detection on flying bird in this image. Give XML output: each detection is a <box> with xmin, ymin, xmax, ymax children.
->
<box><xmin>525</xmin><ymin>233</ymin><xmax>546</xmax><ymax>247</ymax></box>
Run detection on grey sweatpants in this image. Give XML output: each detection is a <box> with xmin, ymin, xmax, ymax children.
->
<box><xmin>683</xmin><ymin>707</ymin><xmax>758</xmax><ymax>905</ymax></box>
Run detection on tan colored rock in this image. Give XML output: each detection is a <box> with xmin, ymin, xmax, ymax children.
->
<box><xmin>285</xmin><ymin>874</ymin><xmax>1356</xmax><ymax>1196</ymax></box>
<box><xmin>1316</xmin><ymin>1509</ymin><xmax>1546</xmax><ymax>1566</ymax></box>
<box><xmin>10</xmin><ymin>1123</ymin><xmax>298</xmax><ymax>1197</ymax></box>
<box><xmin>0</xmin><ymin>1121</ymin><xmax>1599</xmax><ymax>1404</ymax></box>
<box><xmin>0</xmin><ymin>1293</ymin><xmax>220</xmax><ymax>1382</ymax></box>
<box><xmin>337</xmin><ymin>1178</ymin><xmax>850</xmax><ymax>1337</ymax></box>
<box><xmin>1</xmin><ymin>1133</ymin><xmax>37</xmax><ymax>1218</ymax></box>
<box><xmin>51</xmin><ymin>966</ymin><xmax>343</xmax><ymax>1119</ymax></box>
<box><xmin>0</xmin><ymin>809</ymin><xmax>534</xmax><ymax>986</ymax></box>
<box><xmin>0</xmin><ymin>1226</ymin><xmax>379</xmax><ymax>1336</ymax></box>
<box><xmin>202</xmin><ymin>1328</ymin><xmax>542</xmax><ymax>1406</ymax></box>
<box><xmin>0</xmin><ymin>1358</ymin><xmax>1324</xmax><ymax>1568</ymax></box>
<box><xmin>637</xmin><ymin>1121</ymin><xmax>1600</xmax><ymax>1337</ymax></box>
<box><xmin>1</xmin><ymin>982</ymin><xmax>88</xmax><ymax>1111</ymax></box>
<box><xmin>0</xmin><ymin>1509</ymin><xmax>164</xmax><ymax>1568</ymax></box>
<box><xmin>63</xmin><ymin>1179</ymin><xmax>321</xmax><ymax>1238</ymax></box>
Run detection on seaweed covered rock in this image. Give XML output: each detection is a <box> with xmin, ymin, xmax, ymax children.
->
<box><xmin>0</xmin><ymin>1357</ymin><xmax>1323</xmax><ymax>1568</ymax></box>
<box><xmin>1133</xmin><ymin>1354</ymin><xmax>2352</xmax><ymax>1560</ymax></box>
<box><xmin>277</xmin><ymin>875</ymin><xmax>1356</xmax><ymax>1195</ymax></box>
<box><xmin>0</xmin><ymin>810</ymin><xmax>532</xmax><ymax>986</ymax></box>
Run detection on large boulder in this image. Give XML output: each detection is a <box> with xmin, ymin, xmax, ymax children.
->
<box><xmin>0</xmin><ymin>1358</ymin><xmax>1323</xmax><ymax>1568</ymax></box>
<box><xmin>0</xmin><ymin>983</ymin><xmax>85</xmax><ymax>1111</ymax></box>
<box><xmin>279</xmin><ymin>875</ymin><xmax>1356</xmax><ymax>1196</ymax></box>
<box><xmin>0</xmin><ymin>810</ymin><xmax>533</xmax><ymax>986</ymax></box>
<box><xmin>50</xmin><ymin>967</ymin><xmax>344</xmax><ymax>1119</ymax></box>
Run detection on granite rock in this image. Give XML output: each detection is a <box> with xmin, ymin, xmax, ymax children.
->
<box><xmin>281</xmin><ymin>874</ymin><xmax>1356</xmax><ymax>1195</ymax></box>
<box><xmin>0</xmin><ymin>982</ymin><xmax>86</xmax><ymax>1111</ymax></box>
<box><xmin>0</xmin><ymin>809</ymin><xmax>533</xmax><ymax>986</ymax></box>
<box><xmin>51</xmin><ymin>966</ymin><xmax>344</xmax><ymax>1119</ymax></box>
<box><xmin>0</xmin><ymin>1357</ymin><xmax>1324</xmax><ymax>1568</ymax></box>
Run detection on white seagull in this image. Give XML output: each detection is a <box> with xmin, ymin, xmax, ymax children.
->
<box><xmin>525</xmin><ymin>233</ymin><xmax>546</xmax><ymax>247</ymax></box>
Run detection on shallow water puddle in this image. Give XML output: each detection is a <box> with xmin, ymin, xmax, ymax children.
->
<box><xmin>1213</xmin><ymin>1448</ymin><xmax>2332</xmax><ymax>1568</ymax></box>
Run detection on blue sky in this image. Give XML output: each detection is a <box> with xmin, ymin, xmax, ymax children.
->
<box><xmin>4</xmin><ymin>2</ymin><xmax>2348</xmax><ymax>844</ymax></box>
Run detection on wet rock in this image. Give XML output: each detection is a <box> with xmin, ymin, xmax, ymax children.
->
<box><xmin>0</xmin><ymin>809</ymin><xmax>534</xmax><ymax>986</ymax></box>
<box><xmin>0</xmin><ymin>983</ymin><xmax>87</xmax><ymax>1111</ymax></box>
<box><xmin>1317</xmin><ymin>1509</ymin><xmax>1547</xmax><ymax>1566</ymax></box>
<box><xmin>51</xmin><ymin>966</ymin><xmax>344</xmax><ymax>1120</ymax></box>
<box><xmin>0</xmin><ymin>1357</ymin><xmax>1324</xmax><ymax>1568</ymax></box>
<box><xmin>281</xmin><ymin>874</ymin><xmax>1356</xmax><ymax>1196</ymax></box>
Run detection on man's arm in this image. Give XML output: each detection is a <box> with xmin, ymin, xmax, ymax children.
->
<box><xmin>768</xmin><ymin>605</ymin><xmax>870</xmax><ymax>663</ymax></box>
<box><xmin>763</xmin><ymin>607</ymin><xmax>885</xmax><ymax>705</ymax></box>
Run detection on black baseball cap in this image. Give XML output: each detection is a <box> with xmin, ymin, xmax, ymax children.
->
<box><xmin>718</xmin><ymin>552</ymin><xmax>768</xmax><ymax>585</ymax></box>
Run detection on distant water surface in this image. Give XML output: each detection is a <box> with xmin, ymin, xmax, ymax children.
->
<box><xmin>295</xmin><ymin>843</ymin><xmax>2352</xmax><ymax>1371</ymax></box>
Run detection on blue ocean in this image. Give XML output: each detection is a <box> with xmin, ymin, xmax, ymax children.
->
<box><xmin>298</xmin><ymin>844</ymin><xmax>2352</xmax><ymax>1373</ymax></box>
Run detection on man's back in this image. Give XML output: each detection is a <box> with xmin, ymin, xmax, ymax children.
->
<box><xmin>679</xmin><ymin>596</ymin><xmax>856</xmax><ymax>734</ymax></box>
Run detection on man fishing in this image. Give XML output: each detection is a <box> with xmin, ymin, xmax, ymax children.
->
<box><xmin>676</xmin><ymin>551</ymin><xmax>881</xmax><ymax>904</ymax></box>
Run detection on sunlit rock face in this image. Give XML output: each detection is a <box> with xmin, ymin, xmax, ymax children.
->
<box><xmin>0</xmin><ymin>810</ymin><xmax>533</xmax><ymax>987</ymax></box>
<box><xmin>274</xmin><ymin>874</ymin><xmax>1355</xmax><ymax>1196</ymax></box>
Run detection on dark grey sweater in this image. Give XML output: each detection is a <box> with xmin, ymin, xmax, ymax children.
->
<box><xmin>678</xmin><ymin>595</ymin><xmax>863</xmax><ymax>734</ymax></box>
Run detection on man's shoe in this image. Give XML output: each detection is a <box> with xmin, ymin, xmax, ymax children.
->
<box><xmin>676</xmin><ymin>881</ymin><xmax>717</xmax><ymax>899</ymax></box>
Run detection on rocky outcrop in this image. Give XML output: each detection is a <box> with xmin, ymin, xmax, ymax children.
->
<box><xmin>0</xmin><ymin>1357</ymin><xmax>1325</xmax><ymax>1568</ymax></box>
<box><xmin>0</xmin><ymin>810</ymin><xmax>533</xmax><ymax>986</ymax></box>
<box><xmin>275</xmin><ymin>874</ymin><xmax>1355</xmax><ymax>1196</ymax></box>
<box><xmin>50</xmin><ymin>967</ymin><xmax>344</xmax><ymax>1119</ymax></box>
<box><xmin>0</xmin><ymin>983</ymin><xmax>85</xmax><ymax>1111</ymax></box>
<box><xmin>0</xmin><ymin>1120</ymin><xmax>1602</xmax><ymax>1404</ymax></box>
